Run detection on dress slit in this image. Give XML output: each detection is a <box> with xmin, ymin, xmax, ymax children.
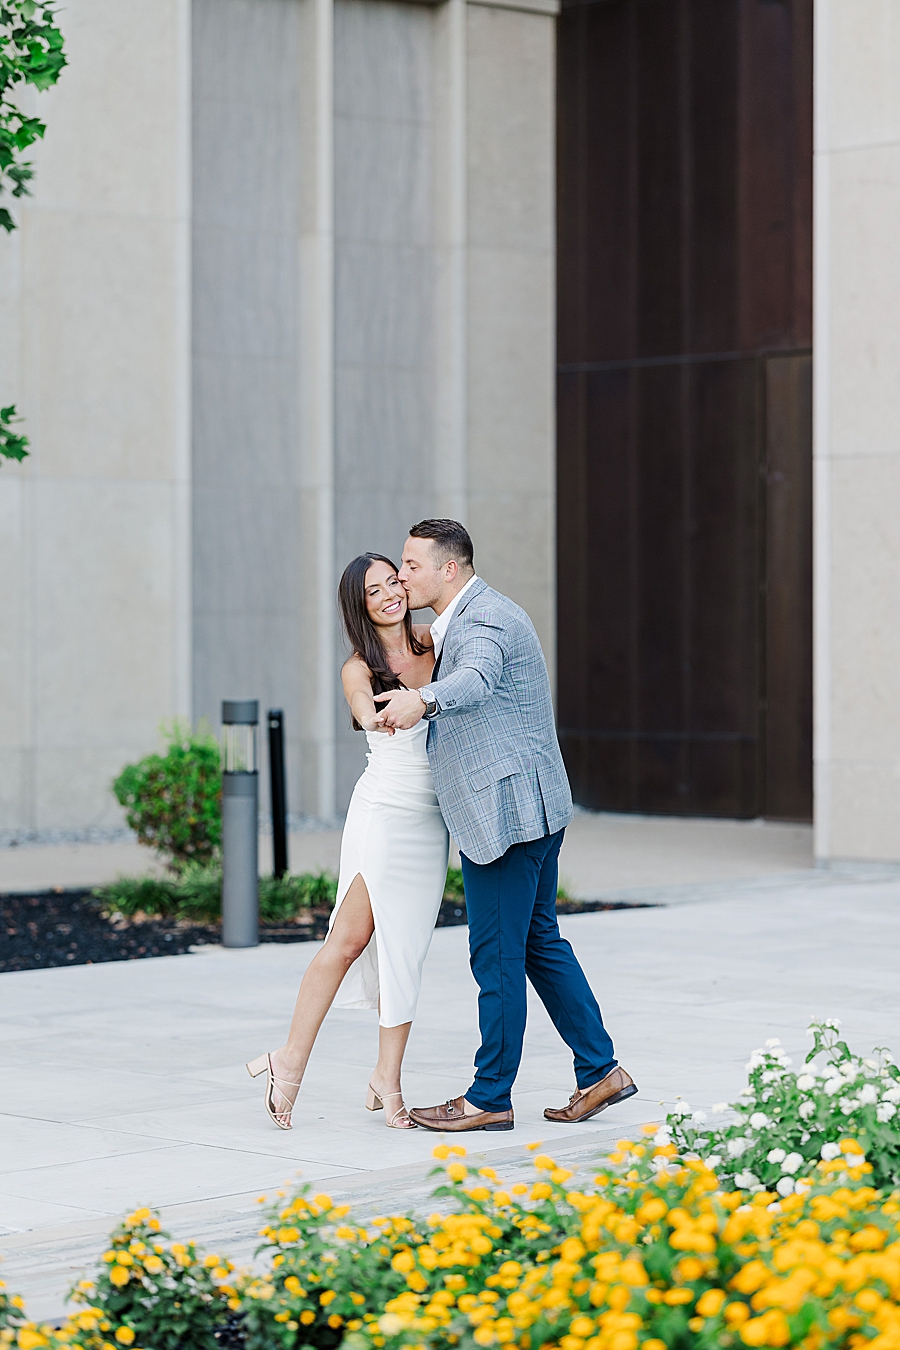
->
<box><xmin>329</xmin><ymin>722</ymin><xmax>449</xmax><ymax>1028</ymax></box>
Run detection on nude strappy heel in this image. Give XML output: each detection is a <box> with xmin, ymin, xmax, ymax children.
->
<box><xmin>366</xmin><ymin>1083</ymin><xmax>416</xmax><ymax>1129</ymax></box>
<box><xmin>247</xmin><ymin>1053</ymin><xmax>302</xmax><ymax>1131</ymax></box>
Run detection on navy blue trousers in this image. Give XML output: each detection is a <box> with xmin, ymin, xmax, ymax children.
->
<box><xmin>462</xmin><ymin>828</ymin><xmax>617</xmax><ymax>1113</ymax></box>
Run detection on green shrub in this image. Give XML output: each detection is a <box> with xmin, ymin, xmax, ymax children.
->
<box><xmin>94</xmin><ymin>867</ymin><xmax>339</xmax><ymax>925</ymax></box>
<box><xmin>260</xmin><ymin>871</ymin><xmax>339</xmax><ymax>924</ymax></box>
<box><xmin>112</xmin><ymin>722</ymin><xmax>222</xmax><ymax>872</ymax></box>
<box><xmin>95</xmin><ymin>865</ymin><xmax>578</xmax><ymax>927</ymax></box>
<box><xmin>444</xmin><ymin>866</ymin><xmax>466</xmax><ymax>901</ymax></box>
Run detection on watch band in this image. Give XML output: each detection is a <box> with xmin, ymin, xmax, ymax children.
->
<box><xmin>419</xmin><ymin>688</ymin><xmax>439</xmax><ymax>719</ymax></box>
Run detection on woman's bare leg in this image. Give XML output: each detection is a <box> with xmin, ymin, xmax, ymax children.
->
<box><xmin>269</xmin><ymin>875</ymin><xmax>374</xmax><ymax>1114</ymax></box>
<box><xmin>370</xmin><ymin>1022</ymin><xmax>412</xmax><ymax>1098</ymax></box>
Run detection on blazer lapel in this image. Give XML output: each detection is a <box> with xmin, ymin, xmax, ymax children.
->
<box><xmin>431</xmin><ymin>577</ymin><xmax>487</xmax><ymax>681</ymax></box>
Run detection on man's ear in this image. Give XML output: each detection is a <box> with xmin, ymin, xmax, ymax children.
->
<box><xmin>445</xmin><ymin>559</ymin><xmax>459</xmax><ymax>582</ymax></box>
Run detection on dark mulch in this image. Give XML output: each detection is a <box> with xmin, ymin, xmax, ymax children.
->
<box><xmin>0</xmin><ymin>889</ymin><xmax>655</xmax><ymax>974</ymax></box>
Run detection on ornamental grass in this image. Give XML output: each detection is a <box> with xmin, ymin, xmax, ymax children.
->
<box><xmin>4</xmin><ymin>1134</ymin><xmax>900</xmax><ymax>1350</ymax></box>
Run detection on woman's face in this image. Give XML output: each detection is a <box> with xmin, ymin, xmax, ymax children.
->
<box><xmin>364</xmin><ymin>561</ymin><xmax>407</xmax><ymax>628</ymax></box>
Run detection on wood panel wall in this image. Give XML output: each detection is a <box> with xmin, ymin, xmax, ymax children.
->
<box><xmin>556</xmin><ymin>0</ymin><xmax>813</xmax><ymax>819</ymax></box>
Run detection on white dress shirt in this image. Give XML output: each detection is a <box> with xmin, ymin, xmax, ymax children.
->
<box><xmin>430</xmin><ymin>574</ymin><xmax>480</xmax><ymax>661</ymax></box>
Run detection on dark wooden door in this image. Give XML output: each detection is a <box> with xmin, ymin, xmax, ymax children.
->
<box><xmin>557</xmin><ymin>0</ymin><xmax>812</xmax><ymax>821</ymax></box>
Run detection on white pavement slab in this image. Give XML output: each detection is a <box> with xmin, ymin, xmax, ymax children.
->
<box><xmin>0</xmin><ymin>813</ymin><xmax>814</xmax><ymax>895</ymax></box>
<box><xmin>2</xmin><ymin>875</ymin><xmax>900</xmax><ymax>1321</ymax></box>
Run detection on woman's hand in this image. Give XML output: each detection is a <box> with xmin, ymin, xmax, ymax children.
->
<box><xmin>360</xmin><ymin>709</ymin><xmax>394</xmax><ymax>734</ymax></box>
<box><xmin>373</xmin><ymin>689</ymin><xmax>426</xmax><ymax>730</ymax></box>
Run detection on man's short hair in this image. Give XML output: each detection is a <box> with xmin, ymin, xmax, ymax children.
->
<box><xmin>409</xmin><ymin>518</ymin><xmax>474</xmax><ymax>571</ymax></box>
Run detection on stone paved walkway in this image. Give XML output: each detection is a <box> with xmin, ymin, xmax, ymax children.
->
<box><xmin>0</xmin><ymin>813</ymin><xmax>814</xmax><ymax>894</ymax></box>
<box><xmin>2</xmin><ymin>868</ymin><xmax>899</xmax><ymax>1321</ymax></box>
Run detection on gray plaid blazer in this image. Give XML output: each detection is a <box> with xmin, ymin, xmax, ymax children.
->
<box><xmin>422</xmin><ymin>579</ymin><xmax>573</xmax><ymax>865</ymax></box>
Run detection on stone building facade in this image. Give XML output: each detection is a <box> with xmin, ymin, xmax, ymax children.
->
<box><xmin>1</xmin><ymin>0</ymin><xmax>898</xmax><ymax>865</ymax></box>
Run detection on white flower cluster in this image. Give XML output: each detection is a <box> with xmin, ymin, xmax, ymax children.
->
<box><xmin>663</xmin><ymin>1020</ymin><xmax>900</xmax><ymax>1192</ymax></box>
<box><xmin>792</xmin><ymin>1042</ymin><xmax>900</xmax><ymax>1122</ymax></box>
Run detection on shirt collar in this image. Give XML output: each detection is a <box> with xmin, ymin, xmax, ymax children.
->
<box><xmin>430</xmin><ymin>574</ymin><xmax>479</xmax><ymax>656</ymax></box>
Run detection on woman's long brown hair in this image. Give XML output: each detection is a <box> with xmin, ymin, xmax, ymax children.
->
<box><xmin>338</xmin><ymin>553</ymin><xmax>429</xmax><ymax>730</ymax></box>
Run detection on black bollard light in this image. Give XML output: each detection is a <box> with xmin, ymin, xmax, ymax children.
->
<box><xmin>267</xmin><ymin>709</ymin><xmax>288</xmax><ymax>880</ymax></box>
<box><xmin>221</xmin><ymin>699</ymin><xmax>259</xmax><ymax>948</ymax></box>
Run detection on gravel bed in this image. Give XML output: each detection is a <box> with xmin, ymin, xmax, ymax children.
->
<box><xmin>0</xmin><ymin>889</ymin><xmax>653</xmax><ymax>974</ymax></box>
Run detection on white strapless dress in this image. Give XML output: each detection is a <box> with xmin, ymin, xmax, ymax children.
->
<box><xmin>329</xmin><ymin>720</ymin><xmax>449</xmax><ymax>1028</ymax></box>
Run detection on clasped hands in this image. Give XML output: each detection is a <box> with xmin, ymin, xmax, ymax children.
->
<box><xmin>371</xmin><ymin>688</ymin><xmax>426</xmax><ymax>733</ymax></box>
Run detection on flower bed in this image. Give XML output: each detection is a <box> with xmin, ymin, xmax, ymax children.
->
<box><xmin>4</xmin><ymin>1021</ymin><xmax>900</xmax><ymax>1350</ymax></box>
<box><xmin>4</xmin><ymin>1137</ymin><xmax>900</xmax><ymax>1350</ymax></box>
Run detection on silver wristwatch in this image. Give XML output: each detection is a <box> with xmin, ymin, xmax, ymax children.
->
<box><xmin>419</xmin><ymin>687</ymin><xmax>439</xmax><ymax>719</ymax></box>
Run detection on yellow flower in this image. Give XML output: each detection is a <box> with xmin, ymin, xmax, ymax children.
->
<box><xmin>312</xmin><ymin>1194</ymin><xmax>333</xmax><ymax>1211</ymax></box>
<box><xmin>447</xmin><ymin>1164</ymin><xmax>468</xmax><ymax>1183</ymax></box>
<box><xmin>327</xmin><ymin>1315</ymin><xmax>343</xmax><ymax>1329</ymax></box>
<box><xmin>114</xmin><ymin>1329</ymin><xmax>136</xmax><ymax>1346</ymax></box>
<box><xmin>18</xmin><ymin>1332</ymin><xmax>50</xmax><ymax>1350</ymax></box>
<box><xmin>300</xmin><ymin>1310</ymin><xmax>316</xmax><ymax>1325</ymax></box>
<box><xmin>619</xmin><ymin>1260</ymin><xmax>648</xmax><ymax>1287</ymax></box>
<box><xmin>531</xmin><ymin>1183</ymin><xmax>552</xmax><ymax>1201</ymax></box>
<box><xmin>697</xmin><ymin>1289</ymin><xmax>727</xmax><ymax>1318</ymax></box>
<box><xmin>143</xmin><ymin>1256</ymin><xmax>163</xmax><ymax>1275</ymax></box>
<box><xmin>724</xmin><ymin>1303</ymin><xmax>751</xmax><ymax>1326</ymax></box>
<box><xmin>432</xmin><ymin>1145</ymin><xmax>451</xmax><ymax>1160</ymax></box>
<box><xmin>739</xmin><ymin>1312</ymin><xmax>791</xmax><ymax>1347</ymax></box>
<box><xmin>319</xmin><ymin>1290</ymin><xmax>337</xmax><ymax>1306</ymax></box>
<box><xmin>663</xmin><ymin>1288</ymin><xmax>694</xmax><ymax>1306</ymax></box>
<box><xmin>108</xmin><ymin>1268</ymin><xmax>130</xmax><ymax>1288</ymax></box>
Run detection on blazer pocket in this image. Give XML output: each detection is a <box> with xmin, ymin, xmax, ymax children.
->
<box><xmin>469</xmin><ymin>757</ymin><xmax>524</xmax><ymax>792</ymax></box>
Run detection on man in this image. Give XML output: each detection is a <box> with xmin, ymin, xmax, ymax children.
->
<box><xmin>374</xmin><ymin>518</ymin><xmax>636</xmax><ymax>1131</ymax></box>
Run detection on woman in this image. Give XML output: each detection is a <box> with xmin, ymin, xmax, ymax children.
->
<box><xmin>247</xmin><ymin>553</ymin><xmax>449</xmax><ymax>1129</ymax></box>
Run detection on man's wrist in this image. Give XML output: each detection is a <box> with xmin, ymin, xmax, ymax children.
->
<box><xmin>418</xmin><ymin>687</ymin><xmax>439</xmax><ymax>719</ymax></box>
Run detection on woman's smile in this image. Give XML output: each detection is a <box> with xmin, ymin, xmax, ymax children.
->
<box><xmin>382</xmin><ymin>598</ymin><xmax>402</xmax><ymax>615</ymax></box>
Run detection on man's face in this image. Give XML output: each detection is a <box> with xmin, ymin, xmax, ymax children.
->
<box><xmin>398</xmin><ymin>536</ymin><xmax>446</xmax><ymax>611</ymax></box>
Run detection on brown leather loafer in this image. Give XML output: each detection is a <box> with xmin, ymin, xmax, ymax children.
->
<box><xmin>408</xmin><ymin>1096</ymin><xmax>514</xmax><ymax>1132</ymax></box>
<box><xmin>543</xmin><ymin>1067</ymin><xmax>637</xmax><ymax>1123</ymax></box>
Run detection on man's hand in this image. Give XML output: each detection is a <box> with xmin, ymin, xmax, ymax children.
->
<box><xmin>360</xmin><ymin>710</ymin><xmax>394</xmax><ymax>735</ymax></box>
<box><xmin>373</xmin><ymin>689</ymin><xmax>426</xmax><ymax>730</ymax></box>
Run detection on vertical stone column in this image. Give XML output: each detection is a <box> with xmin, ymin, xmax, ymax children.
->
<box><xmin>433</xmin><ymin>0</ymin><xmax>468</xmax><ymax>522</ymax></box>
<box><xmin>814</xmin><ymin>0</ymin><xmax>900</xmax><ymax>861</ymax></box>
<box><xmin>0</xmin><ymin>0</ymin><xmax>192</xmax><ymax>829</ymax></box>
<box><xmin>464</xmin><ymin>0</ymin><xmax>557</xmax><ymax>668</ymax></box>
<box><xmin>299</xmin><ymin>0</ymin><xmax>337</xmax><ymax>821</ymax></box>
